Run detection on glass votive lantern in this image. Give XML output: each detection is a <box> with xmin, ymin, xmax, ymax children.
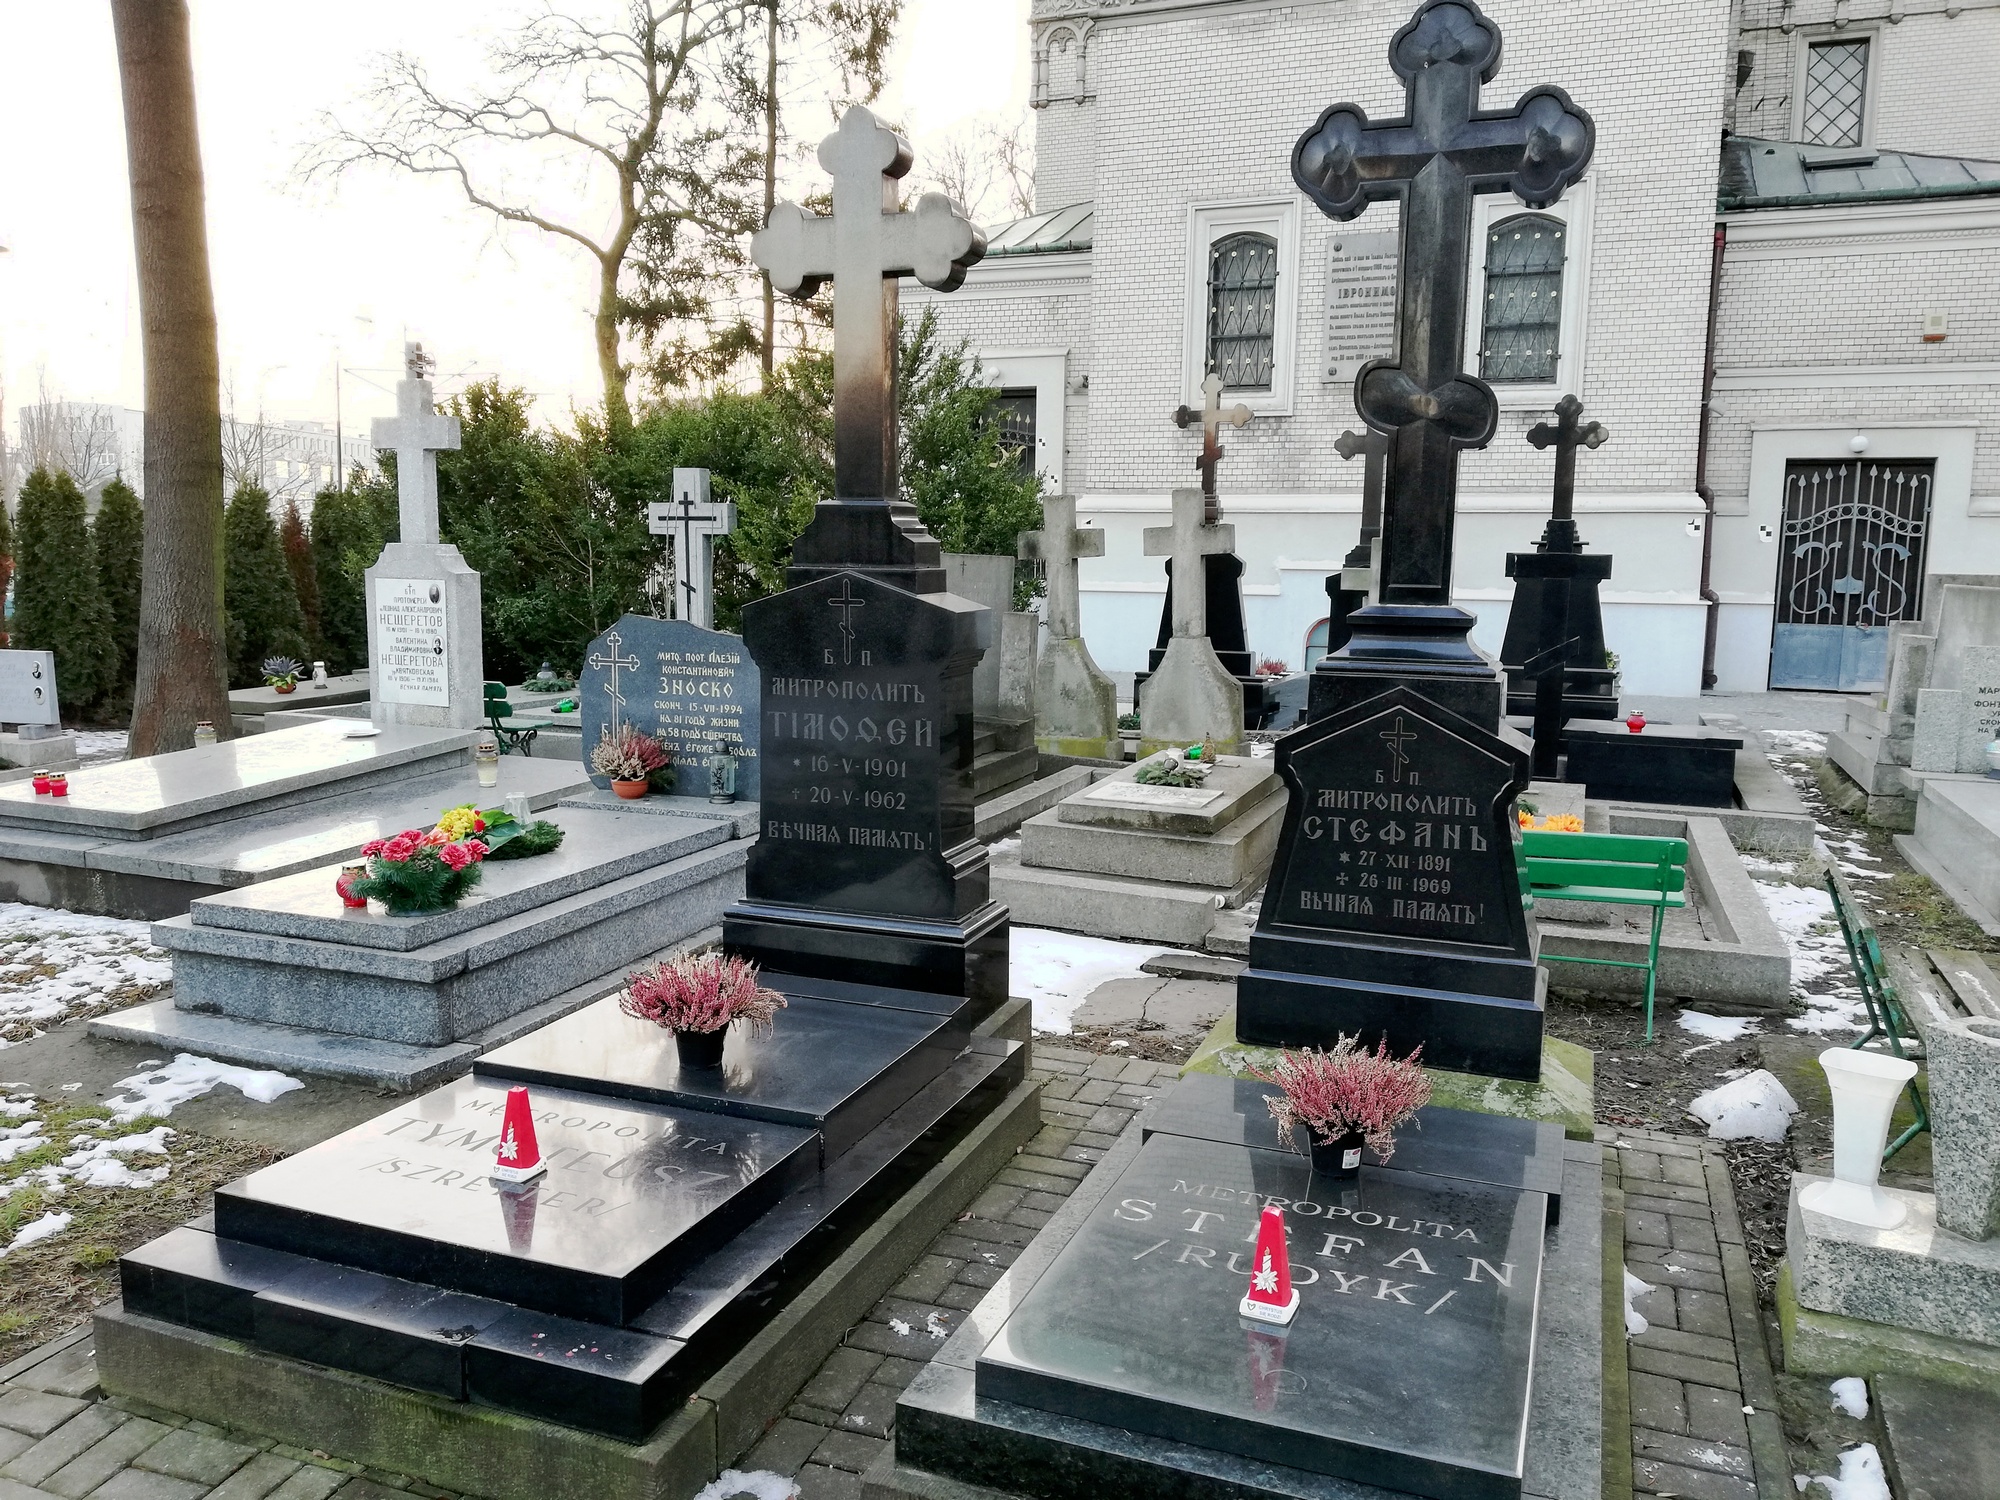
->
<box><xmin>705</xmin><ymin>751</ymin><xmax>738</xmax><ymax>804</ymax></box>
<box><xmin>194</xmin><ymin>721</ymin><xmax>217</xmax><ymax>747</ymax></box>
<box><xmin>48</xmin><ymin>772</ymin><xmax>68</xmax><ymax>797</ymax></box>
<box><xmin>336</xmin><ymin>864</ymin><xmax>369</xmax><ymax>909</ymax></box>
<box><xmin>31</xmin><ymin>769</ymin><xmax>50</xmax><ymax>795</ymax></box>
<box><xmin>311</xmin><ymin>661</ymin><xmax>329</xmax><ymax>689</ymax></box>
<box><xmin>475</xmin><ymin>737</ymin><xmax>501</xmax><ymax>788</ymax></box>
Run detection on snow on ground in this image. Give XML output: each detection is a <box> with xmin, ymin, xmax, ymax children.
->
<box><xmin>1750</xmin><ymin>880</ymin><xmax>1868</xmax><ymax>1034</ymax></box>
<box><xmin>692</xmin><ymin>1472</ymin><xmax>800</xmax><ymax>1500</ymax></box>
<box><xmin>1010</xmin><ymin>927</ymin><xmax>1203</xmax><ymax>1034</ymax></box>
<box><xmin>73</xmin><ymin>731</ymin><xmax>130</xmax><ymax>765</ymax></box>
<box><xmin>103</xmin><ymin>1055</ymin><xmax>303</xmax><ymax>1123</ymax></box>
<box><xmin>1802</xmin><ymin>1443</ymin><xmax>1892</xmax><ymax>1500</ymax></box>
<box><xmin>1677</xmin><ymin>1011</ymin><xmax>1760</xmax><ymax>1043</ymax></box>
<box><xmin>0</xmin><ymin>902</ymin><xmax>171</xmax><ymax>1043</ymax></box>
<box><xmin>1688</xmin><ymin>1069</ymin><xmax>1798</xmax><ymax>1142</ymax></box>
<box><xmin>1829</xmin><ymin>1377</ymin><xmax>1869</xmax><ymax>1420</ymax></box>
<box><xmin>1763</xmin><ymin>730</ymin><xmax>1828</xmax><ymax>759</ymax></box>
<box><xmin>0</xmin><ymin>1210</ymin><xmax>72</xmax><ymax>1257</ymax></box>
<box><xmin>1623</xmin><ymin>1268</ymin><xmax>1655</xmax><ymax>1337</ymax></box>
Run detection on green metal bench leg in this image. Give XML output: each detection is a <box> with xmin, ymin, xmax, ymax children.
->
<box><xmin>1643</xmin><ymin>900</ymin><xmax>1664</xmax><ymax>1044</ymax></box>
<box><xmin>1885</xmin><ymin>1079</ymin><xmax>1931</xmax><ymax>1164</ymax></box>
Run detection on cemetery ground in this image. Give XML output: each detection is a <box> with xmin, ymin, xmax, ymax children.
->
<box><xmin>0</xmin><ymin>710</ymin><xmax>1980</xmax><ymax>1499</ymax></box>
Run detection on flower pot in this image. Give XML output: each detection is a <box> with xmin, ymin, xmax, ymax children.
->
<box><xmin>1309</xmin><ymin>1131</ymin><xmax>1367</xmax><ymax>1181</ymax></box>
<box><xmin>1801</xmin><ymin>1048</ymin><xmax>1919</xmax><ymax>1229</ymax></box>
<box><xmin>274</xmin><ymin>682</ymin><xmax>297</xmax><ymax>695</ymax></box>
<box><xmin>675</xmin><ymin>1027</ymin><xmax>727</xmax><ymax>1070</ymax></box>
<box><xmin>612</xmin><ymin>778</ymin><xmax>649</xmax><ymax>800</ymax></box>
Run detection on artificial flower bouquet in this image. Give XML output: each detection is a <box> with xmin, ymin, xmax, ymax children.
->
<box><xmin>1517</xmin><ymin>809</ymin><xmax>1584</xmax><ymax>832</ymax></box>
<box><xmin>349</xmin><ymin>822</ymin><xmax>489</xmax><ymax>915</ymax></box>
<box><xmin>444</xmin><ymin>803</ymin><xmax>565</xmax><ymax>862</ymax></box>
<box><xmin>1135</xmin><ymin>745</ymin><xmax>1214</xmax><ymax>788</ymax></box>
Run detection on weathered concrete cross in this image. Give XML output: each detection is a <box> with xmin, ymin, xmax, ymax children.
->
<box><xmin>753</xmin><ymin>105</ymin><xmax>985</xmax><ymax>502</ymax></box>
<box><xmin>370</xmin><ymin>343</ymin><xmax>461</xmax><ymax>549</ymax></box>
<box><xmin>1174</xmin><ymin>373</ymin><xmax>1253</xmax><ymax>523</ymax></box>
<box><xmin>1144</xmin><ymin>487</ymin><xmax>1236</xmax><ymax>639</ymax></box>
<box><xmin>1293</xmin><ymin>0</ymin><xmax>1593</xmax><ymax>607</ymax></box>
<box><xmin>1019</xmin><ymin>495</ymin><xmax>1104</xmax><ymax>641</ymax></box>
<box><xmin>646</xmin><ymin>467</ymin><xmax>737</xmax><ymax>630</ymax></box>
<box><xmin>1526</xmin><ymin>393</ymin><xmax>1608</xmax><ymax>532</ymax></box>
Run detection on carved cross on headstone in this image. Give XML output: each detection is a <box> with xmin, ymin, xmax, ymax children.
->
<box><xmin>370</xmin><ymin>343</ymin><xmax>462</xmax><ymax>549</ymax></box>
<box><xmin>1174</xmin><ymin>373</ymin><xmax>1254</xmax><ymax>524</ymax></box>
<box><xmin>587</xmin><ymin>630</ymin><xmax>641</xmax><ymax>735</ymax></box>
<box><xmin>1380</xmin><ymin>714</ymin><xmax>1417</xmax><ymax>783</ymax></box>
<box><xmin>646</xmin><ymin>468</ymin><xmax>737</xmax><ymax>630</ymax></box>
<box><xmin>1019</xmin><ymin>495</ymin><xmax>1103</xmax><ymax>641</ymax></box>
<box><xmin>828</xmin><ymin>578</ymin><xmax>867</xmax><ymax>665</ymax></box>
<box><xmin>1293</xmin><ymin>0</ymin><xmax>1593</xmax><ymax>607</ymax></box>
<box><xmin>1144</xmin><ymin>488</ymin><xmax>1237</xmax><ymax>639</ymax></box>
<box><xmin>1526</xmin><ymin>393</ymin><xmax>1608</xmax><ymax>547</ymax></box>
<box><xmin>753</xmin><ymin>105</ymin><xmax>986</xmax><ymax>503</ymax></box>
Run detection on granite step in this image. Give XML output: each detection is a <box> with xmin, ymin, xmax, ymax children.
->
<box><xmin>972</xmin><ymin>746</ymin><xmax>1039</xmax><ymax>802</ymax></box>
<box><xmin>1903</xmin><ymin>775</ymin><xmax>2000</xmax><ymax>932</ymax></box>
<box><xmin>1877</xmin><ymin>1373</ymin><xmax>2000</xmax><ymax>1500</ymax></box>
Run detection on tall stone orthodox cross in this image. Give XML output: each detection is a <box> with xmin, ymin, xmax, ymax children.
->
<box><xmin>1019</xmin><ymin>495</ymin><xmax>1103</xmax><ymax>642</ymax></box>
<box><xmin>1174</xmin><ymin>373</ymin><xmax>1253</xmax><ymax>524</ymax></box>
<box><xmin>370</xmin><ymin>343</ymin><xmax>461</xmax><ymax>548</ymax></box>
<box><xmin>1145</xmin><ymin>488</ymin><xmax>1237</xmax><ymax>641</ymax></box>
<box><xmin>646</xmin><ymin>467</ymin><xmax>736</xmax><ymax>630</ymax></box>
<box><xmin>1292</xmin><ymin>0</ymin><xmax>1593</xmax><ymax>610</ymax></box>
<box><xmin>1526</xmin><ymin>393</ymin><xmax>1608</xmax><ymax>544</ymax></box>
<box><xmin>754</xmin><ymin>104</ymin><xmax>985</xmax><ymax>591</ymax></box>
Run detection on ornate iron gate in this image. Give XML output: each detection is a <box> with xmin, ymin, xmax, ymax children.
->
<box><xmin>1770</xmin><ymin>459</ymin><xmax>1933</xmax><ymax>691</ymax></box>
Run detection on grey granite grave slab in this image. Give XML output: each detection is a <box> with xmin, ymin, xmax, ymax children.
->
<box><xmin>1876</xmin><ymin>1373</ymin><xmax>2000</xmax><ymax>1500</ymax></box>
<box><xmin>1913</xmin><ymin>688</ymin><xmax>1967</xmax><ymax>773</ymax></box>
<box><xmin>1788</xmin><ymin>1174</ymin><xmax>2000</xmax><ymax>1348</ymax></box>
<box><xmin>184</xmin><ymin>806</ymin><xmax>728</xmax><ymax>950</ymax></box>
<box><xmin>1022</xmin><ymin>785</ymin><xmax>1286</xmax><ymax>889</ymax></box>
<box><xmin>0</xmin><ymin>721</ymin><xmax>478</xmax><ymax>839</ymax></box>
<box><xmin>1058</xmin><ymin>753</ymin><xmax>1277</xmax><ymax>836</ymax></box>
<box><xmin>1907</xmin><ymin>776</ymin><xmax>2000</xmax><ymax>931</ymax></box>
<box><xmin>231</xmin><ymin>673</ymin><xmax>372</xmax><ymax>719</ymax></box>
<box><xmin>155</xmin><ymin>837</ymin><xmax>748</xmax><ymax>1047</ymax></box>
<box><xmin>557</xmin><ymin>786</ymin><xmax>761</xmax><ymax>838</ymax></box>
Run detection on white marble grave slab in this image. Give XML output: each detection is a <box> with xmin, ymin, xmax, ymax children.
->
<box><xmin>1079</xmin><ymin>780</ymin><xmax>1226</xmax><ymax>812</ymax></box>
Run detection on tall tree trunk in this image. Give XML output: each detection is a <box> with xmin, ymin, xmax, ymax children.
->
<box><xmin>596</xmin><ymin>254</ymin><xmax>632</xmax><ymax>431</ymax></box>
<box><xmin>113</xmin><ymin>0</ymin><xmax>231</xmax><ymax>754</ymax></box>
<box><xmin>760</xmin><ymin>0</ymin><xmax>779</xmax><ymax>383</ymax></box>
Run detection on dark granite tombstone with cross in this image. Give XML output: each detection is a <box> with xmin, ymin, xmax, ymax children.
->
<box><xmin>730</xmin><ymin>105</ymin><xmax>1008</xmax><ymax>1008</ymax></box>
<box><xmin>1499</xmin><ymin>394</ymin><xmax>1620</xmax><ymax>721</ymax></box>
<box><xmin>1244</xmin><ymin>0</ymin><xmax>1587</xmax><ymax>1077</ymax></box>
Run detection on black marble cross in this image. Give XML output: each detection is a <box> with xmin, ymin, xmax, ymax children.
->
<box><xmin>1526</xmin><ymin>393</ymin><xmax>1608</xmax><ymax>547</ymax></box>
<box><xmin>1522</xmin><ymin>636</ymin><xmax>1578</xmax><ymax>779</ymax></box>
<box><xmin>1335</xmin><ymin>427</ymin><xmax>1389</xmax><ymax>567</ymax></box>
<box><xmin>1293</xmin><ymin>0</ymin><xmax>1593</xmax><ymax>608</ymax></box>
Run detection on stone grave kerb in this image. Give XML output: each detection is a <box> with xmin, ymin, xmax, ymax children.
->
<box><xmin>365</xmin><ymin>345</ymin><xmax>483</xmax><ymax>731</ymax></box>
<box><xmin>1138</xmin><ymin>488</ymin><xmax>1246</xmax><ymax>757</ymax></box>
<box><xmin>1021</xmin><ymin>496</ymin><xmax>1117</xmax><ymax>758</ymax></box>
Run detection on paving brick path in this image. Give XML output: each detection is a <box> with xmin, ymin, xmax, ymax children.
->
<box><xmin>0</xmin><ymin>1055</ymin><xmax>1792</xmax><ymax>1500</ymax></box>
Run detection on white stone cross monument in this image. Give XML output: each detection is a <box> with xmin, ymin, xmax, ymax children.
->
<box><xmin>1137</xmin><ymin>487</ymin><xmax>1246</xmax><ymax>755</ymax></box>
<box><xmin>1020</xmin><ymin>496</ymin><xmax>1117</xmax><ymax>757</ymax></box>
<box><xmin>646</xmin><ymin>468</ymin><xmax>737</xmax><ymax>631</ymax></box>
<box><xmin>364</xmin><ymin>344</ymin><xmax>484</xmax><ymax>729</ymax></box>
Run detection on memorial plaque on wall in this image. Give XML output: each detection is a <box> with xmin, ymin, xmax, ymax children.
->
<box><xmin>1322</xmin><ymin>228</ymin><xmax>1399</xmax><ymax>384</ymax></box>
<box><xmin>740</xmin><ymin>571</ymin><xmax>984</xmax><ymax>921</ymax></box>
<box><xmin>579</xmin><ymin>614</ymin><xmax>761</xmax><ymax>799</ymax></box>
<box><xmin>373</xmin><ymin>577</ymin><xmax>451</xmax><ymax>707</ymax></box>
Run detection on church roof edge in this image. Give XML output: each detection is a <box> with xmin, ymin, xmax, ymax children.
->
<box><xmin>1721</xmin><ymin>136</ymin><xmax>2000</xmax><ymax>210</ymax></box>
<box><xmin>984</xmin><ymin>203</ymin><xmax>1095</xmax><ymax>257</ymax></box>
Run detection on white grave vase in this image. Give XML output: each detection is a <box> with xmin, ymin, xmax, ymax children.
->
<box><xmin>1801</xmin><ymin>1048</ymin><xmax>1919</xmax><ymax>1229</ymax></box>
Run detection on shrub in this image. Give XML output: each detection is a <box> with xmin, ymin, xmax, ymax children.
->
<box><xmin>13</xmin><ymin>469</ymin><xmax>115</xmax><ymax>714</ymax></box>
<box><xmin>93</xmin><ymin>479</ymin><xmax>144</xmax><ymax>708</ymax></box>
<box><xmin>223</xmin><ymin>484</ymin><xmax>308</xmax><ymax>687</ymax></box>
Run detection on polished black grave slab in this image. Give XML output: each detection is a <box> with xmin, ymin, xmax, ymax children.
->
<box><xmin>474</xmin><ymin>987</ymin><xmax>965</xmax><ymax>1164</ymax></box>
<box><xmin>1142</xmin><ymin>1074</ymin><xmax>1566</xmax><ymax>1223</ymax></box>
<box><xmin>212</xmin><ymin>1077</ymin><xmax>816</xmax><ymax>1326</ymax></box>
<box><xmin>1561</xmin><ymin>720</ymin><xmax>1742</xmax><ymax>808</ymax></box>
<box><xmin>975</xmin><ymin>1134</ymin><xmax>1546</xmax><ymax>1500</ymax></box>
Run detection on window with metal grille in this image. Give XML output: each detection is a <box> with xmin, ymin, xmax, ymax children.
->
<box><xmin>1479</xmin><ymin>214</ymin><xmax>1566</xmax><ymax>384</ymax></box>
<box><xmin>1206</xmin><ymin>232</ymin><xmax>1278</xmax><ymax>391</ymax></box>
<box><xmin>1803</xmin><ymin>39</ymin><xmax>1869</xmax><ymax>147</ymax></box>
<box><xmin>990</xmin><ymin>388</ymin><xmax>1037</xmax><ymax>479</ymax></box>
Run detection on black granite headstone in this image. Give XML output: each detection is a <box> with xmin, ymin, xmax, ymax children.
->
<box><xmin>1563</xmin><ymin>720</ymin><xmax>1743</xmax><ymax>808</ymax></box>
<box><xmin>976</xmin><ymin>1132</ymin><xmax>1546</xmax><ymax>1500</ymax></box>
<box><xmin>724</xmin><ymin>570</ymin><xmax>1008</xmax><ymax>1005</ymax></box>
<box><xmin>580</xmin><ymin>613</ymin><xmax>761</xmax><ymax>799</ymax></box>
<box><xmin>1239</xmin><ymin>685</ymin><xmax>1545</xmax><ymax>1081</ymax></box>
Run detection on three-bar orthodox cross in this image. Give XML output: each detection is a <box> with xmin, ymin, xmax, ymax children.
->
<box><xmin>1293</xmin><ymin>0</ymin><xmax>1593</xmax><ymax>608</ymax></box>
<box><xmin>646</xmin><ymin>467</ymin><xmax>737</xmax><ymax>630</ymax></box>
<box><xmin>370</xmin><ymin>343</ymin><xmax>461</xmax><ymax>549</ymax></box>
<box><xmin>1174</xmin><ymin>373</ymin><xmax>1253</xmax><ymax>525</ymax></box>
<box><xmin>1526</xmin><ymin>394</ymin><xmax>1608</xmax><ymax>551</ymax></box>
<box><xmin>753</xmin><ymin>106</ymin><xmax>986</xmax><ymax>503</ymax></box>
<box><xmin>587</xmin><ymin>631</ymin><xmax>641</xmax><ymax>735</ymax></box>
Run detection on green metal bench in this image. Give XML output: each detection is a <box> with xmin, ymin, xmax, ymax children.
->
<box><xmin>1522</xmin><ymin>830</ymin><xmax>1689</xmax><ymax>1042</ymax></box>
<box><xmin>1826</xmin><ymin>870</ymin><xmax>1931</xmax><ymax>1161</ymax></box>
<box><xmin>483</xmin><ymin>681</ymin><xmax>541</xmax><ymax>756</ymax></box>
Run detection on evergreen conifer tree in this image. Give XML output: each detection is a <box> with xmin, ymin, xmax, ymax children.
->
<box><xmin>278</xmin><ymin>498</ymin><xmax>320</xmax><ymax>656</ymax></box>
<box><xmin>0</xmin><ymin>490</ymin><xmax>14</xmax><ymax>648</ymax></box>
<box><xmin>309</xmin><ymin>478</ymin><xmax>397</xmax><ymax>674</ymax></box>
<box><xmin>94</xmin><ymin>478</ymin><xmax>145</xmax><ymax>707</ymax></box>
<box><xmin>14</xmin><ymin>469</ymin><xmax>116</xmax><ymax>714</ymax></box>
<box><xmin>222</xmin><ymin>483</ymin><xmax>308</xmax><ymax>686</ymax></box>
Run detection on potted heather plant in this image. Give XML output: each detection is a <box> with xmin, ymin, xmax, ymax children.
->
<box><xmin>348</xmin><ymin>823</ymin><xmax>490</xmax><ymax>915</ymax></box>
<box><xmin>1252</xmin><ymin>1035</ymin><xmax>1432</xmax><ymax>1180</ymax></box>
<box><xmin>620</xmin><ymin>952</ymin><xmax>787</xmax><ymax>1070</ymax></box>
<box><xmin>592</xmin><ymin>724</ymin><xmax>672</xmax><ymax>798</ymax></box>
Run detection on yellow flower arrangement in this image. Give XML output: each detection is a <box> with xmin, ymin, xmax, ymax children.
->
<box><xmin>1517</xmin><ymin>810</ymin><xmax>1584</xmax><ymax>832</ymax></box>
<box><xmin>435</xmin><ymin>803</ymin><xmax>487</xmax><ymax>841</ymax></box>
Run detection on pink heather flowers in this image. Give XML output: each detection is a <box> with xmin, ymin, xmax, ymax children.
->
<box><xmin>620</xmin><ymin>953</ymin><xmax>786</xmax><ymax>1037</ymax></box>
<box><xmin>1251</xmin><ymin>1035</ymin><xmax>1432</xmax><ymax>1162</ymax></box>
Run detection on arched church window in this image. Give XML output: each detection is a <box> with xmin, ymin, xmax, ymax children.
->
<box><xmin>1304</xmin><ymin>618</ymin><xmax>1331</xmax><ymax>671</ymax></box>
<box><xmin>1207</xmin><ymin>232</ymin><xmax>1279</xmax><ymax>392</ymax></box>
<box><xmin>1479</xmin><ymin>214</ymin><xmax>1566</xmax><ymax>384</ymax></box>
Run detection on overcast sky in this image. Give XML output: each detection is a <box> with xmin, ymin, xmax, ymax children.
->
<box><xmin>0</xmin><ymin>0</ymin><xmax>1031</xmax><ymax>434</ymax></box>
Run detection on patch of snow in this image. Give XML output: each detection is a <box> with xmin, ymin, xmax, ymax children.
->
<box><xmin>1805</xmin><ymin>1443</ymin><xmax>1891</xmax><ymax>1500</ymax></box>
<box><xmin>1249</xmin><ymin>740</ymin><xmax>1275</xmax><ymax>759</ymax></box>
<box><xmin>58</xmin><ymin>1125</ymin><xmax>174</xmax><ymax>1190</ymax></box>
<box><xmin>1752</xmin><ymin>881</ymin><xmax>1868</xmax><ymax>1034</ymax></box>
<box><xmin>1677</xmin><ymin>1011</ymin><xmax>1760</xmax><ymax>1042</ymax></box>
<box><xmin>692</xmin><ymin>1470</ymin><xmax>801</xmax><ymax>1500</ymax></box>
<box><xmin>73</xmin><ymin>731</ymin><xmax>130</xmax><ymax>764</ymax></box>
<box><xmin>1829</xmin><ymin>1376</ymin><xmax>1869</xmax><ymax>1420</ymax></box>
<box><xmin>888</xmin><ymin>1317</ymin><xmax>912</xmax><ymax>1337</ymax></box>
<box><xmin>986</xmin><ymin>837</ymin><xmax>1021</xmax><ymax>859</ymax></box>
<box><xmin>1623</xmin><ymin>1268</ymin><xmax>1655</xmax><ymax>1337</ymax></box>
<box><xmin>926</xmin><ymin>1311</ymin><xmax>951</xmax><ymax>1340</ymax></box>
<box><xmin>1688</xmin><ymin>1070</ymin><xmax>1799</xmax><ymax>1142</ymax></box>
<box><xmin>0</xmin><ymin>1121</ymin><xmax>49</xmax><ymax>1163</ymax></box>
<box><xmin>1764</xmin><ymin>730</ymin><xmax>1828</xmax><ymax>758</ymax></box>
<box><xmin>0</xmin><ymin>902</ymin><xmax>171</xmax><ymax>1038</ymax></box>
<box><xmin>0</xmin><ymin>1209</ymin><xmax>72</xmax><ymax>1256</ymax></box>
<box><xmin>103</xmin><ymin>1054</ymin><xmax>303</xmax><ymax>1123</ymax></box>
<box><xmin>1011</xmin><ymin>927</ymin><xmax>1199</xmax><ymax>1034</ymax></box>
